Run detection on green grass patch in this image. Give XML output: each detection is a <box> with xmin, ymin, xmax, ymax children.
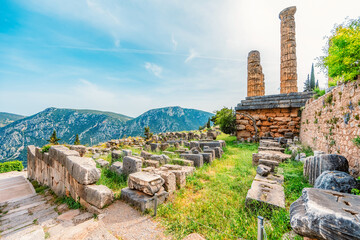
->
<box><xmin>31</xmin><ymin>180</ymin><xmax>49</xmax><ymax>194</ymax></box>
<box><xmin>156</xmin><ymin>133</ymin><xmax>306</xmax><ymax>239</ymax></box>
<box><xmin>0</xmin><ymin>160</ymin><xmax>24</xmax><ymax>173</ymax></box>
<box><xmin>54</xmin><ymin>195</ymin><xmax>82</xmax><ymax>209</ymax></box>
<box><xmin>96</xmin><ymin>168</ymin><xmax>128</xmax><ymax>199</ymax></box>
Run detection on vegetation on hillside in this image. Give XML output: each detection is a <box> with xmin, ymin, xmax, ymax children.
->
<box><xmin>319</xmin><ymin>18</ymin><xmax>360</xmax><ymax>85</ymax></box>
<box><xmin>47</xmin><ymin>130</ymin><xmax>61</xmax><ymax>145</ymax></box>
<box><xmin>156</xmin><ymin>134</ymin><xmax>308</xmax><ymax>239</ymax></box>
<box><xmin>211</xmin><ymin>107</ymin><xmax>236</xmax><ymax>135</ymax></box>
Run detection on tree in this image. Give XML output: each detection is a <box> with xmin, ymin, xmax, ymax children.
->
<box><xmin>144</xmin><ymin>126</ymin><xmax>153</xmax><ymax>140</ymax></box>
<box><xmin>310</xmin><ymin>63</ymin><xmax>316</xmax><ymax>90</ymax></box>
<box><xmin>47</xmin><ymin>130</ymin><xmax>61</xmax><ymax>145</ymax></box>
<box><xmin>212</xmin><ymin>107</ymin><xmax>236</xmax><ymax>134</ymax></box>
<box><xmin>303</xmin><ymin>74</ymin><xmax>311</xmax><ymax>92</ymax></box>
<box><xmin>319</xmin><ymin>18</ymin><xmax>360</xmax><ymax>84</ymax></box>
<box><xmin>206</xmin><ymin>118</ymin><xmax>211</xmax><ymax>129</ymax></box>
<box><xmin>316</xmin><ymin>79</ymin><xmax>319</xmax><ymax>89</ymax></box>
<box><xmin>74</xmin><ymin>134</ymin><xmax>81</xmax><ymax>145</ymax></box>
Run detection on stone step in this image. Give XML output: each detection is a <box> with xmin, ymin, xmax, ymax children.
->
<box><xmin>259</xmin><ymin>140</ymin><xmax>281</xmax><ymax>148</ymax></box>
<box><xmin>4</xmin><ymin>200</ymin><xmax>46</xmax><ymax>217</ymax></box>
<box><xmin>258</xmin><ymin>159</ymin><xmax>279</xmax><ymax>172</ymax></box>
<box><xmin>1</xmin><ymin>224</ymin><xmax>45</xmax><ymax>240</ymax></box>
<box><xmin>0</xmin><ymin>194</ymin><xmax>42</xmax><ymax>211</ymax></box>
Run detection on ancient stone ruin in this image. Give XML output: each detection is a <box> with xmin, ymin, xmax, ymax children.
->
<box><xmin>279</xmin><ymin>6</ymin><xmax>298</xmax><ymax>94</ymax></box>
<box><xmin>247</xmin><ymin>50</ymin><xmax>265</xmax><ymax>97</ymax></box>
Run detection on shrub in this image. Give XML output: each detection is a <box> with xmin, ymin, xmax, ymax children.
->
<box><xmin>41</xmin><ymin>145</ymin><xmax>52</xmax><ymax>153</ymax></box>
<box><xmin>212</xmin><ymin>107</ymin><xmax>236</xmax><ymax>134</ymax></box>
<box><xmin>313</xmin><ymin>87</ymin><xmax>326</xmax><ymax>99</ymax></box>
<box><xmin>0</xmin><ymin>160</ymin><xmax>24</xmax><ymax>173</ymax></box>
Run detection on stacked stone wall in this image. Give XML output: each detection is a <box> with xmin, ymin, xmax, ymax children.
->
<box><xmin>27</xmin><ymin>145</ymin><xmax>113</xmax><ymax>213</ymax></box>
<box><xmin>300</xmin><ymin>80</ymin><xmax>360</xmax><ymax>172</ymax></box>
<box><xmin>236</xmin><ymin>107</ymin><xmax>301</xmax><ymax>139</ymax></box>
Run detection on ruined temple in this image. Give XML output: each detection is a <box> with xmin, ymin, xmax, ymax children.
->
<box><xmin>247</xmin><ymin>50</ymin><xmax>265</xmax><ymax>97</ymax></box>
<box><xmin>279</xmin><ymin>6</ymin><xmax>298</xmax><ymax>94</ymax></box>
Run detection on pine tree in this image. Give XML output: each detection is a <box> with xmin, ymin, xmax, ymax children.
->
<box><xmin>74</xmin><ymin>134</ymin><xmax>81</xmax><ymax>145</ymax></box>
<box><xmin>144</xmin><ymin>126</ymin><xmax>153</xmax><ymax>140</ymax></box>
<box><xmin>47</xmin><ymin>130</ymin><xmax>61</xmax><ymax>145</ymax></box>
<box><xmin>310</xmin><ymin>63</ymin><xmax>316</xmax><ymax>90</ymax></box>
<box><xmin>316</xmin><ymin>79</ymin><xmax>319</xmax><ymax>89</ymax></box>
<box><xmin>303</xmin><ymin>74</ymin><xmax>311</xmax><ymax>92</ymax></box>
<box><xmin>206</xmin><ymin>118</ymin><xmax>211</xmax><ymax>128</ymax></box>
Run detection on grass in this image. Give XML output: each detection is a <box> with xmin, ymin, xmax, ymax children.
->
<box><xmin>54</xmin><ymin>195</ymin><xmax>82</xmax><ymax>209</ymax></box>
<box><xmin>96</xmin><ymin>168</ymin><xmax>128</xmax><ymax>199</ymax></box>
<box><xmin>155</xmin><ymin>134</ymin><xmax>307</xmax><ymax>240</ymax></box>
<box><xmin>31</xmin><ymin>180</ymin><xmax>49</xmax><ymax>194</ymax></box>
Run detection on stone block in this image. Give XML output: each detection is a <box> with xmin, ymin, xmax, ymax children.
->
<box><xmin>258</xmin><ymin>159</ymin><xmax>279</xmax><ymax>171</ymax></box>
<box><xmin>314</xmin><ymin>170</ymin><xmax>359</xmax><ymax>193</ymax></box>
<box><xmin>140</xmin><ymin>150</ymin><xmax>152</xmax><ymax>160</ymax></box>
<box><xmin>120</xmin><ymin>187</ymin><xmax>169</xmax><ymax>212</ymax></box>
<box><xmin>150</xmin><ymin>154</ymin><xmax>168</xmax><ymax>165</ymax></box>
<box><xmin>170</xmin><ymin>159</ymin><xmax>194</xmax><ymax>167</ymax></box>
<box><xmin>84</xmin><ymin>185</ymin><xmax>114</xmax><ymax>209</ymax></box>
<box><xmin>203</xmin><ymin>148</ymin><xmax>216</xmax><ymax>160</ymax></box>
<box><xmin>66</xmin><ymin>156</ymin><xmax>101</xmax><ymax>185</ymax></box>
<box><xmin>123</xmin><ymin>156</ymin><xmax>142</xmax><ymax>175</ymax></box>
<box><xmin>122</xmin><ymin>149</ymin><xmax>132</xmax><ymax>157</ymax></box>
<box><xmin>252</xmin><ymin>151</ymin><xmax>290</xmax><ymax>165</ymax></box>
<box><xmin>190</xmin><ymin>141</ymin><xmax>200</xmax><ymax>149</ymax></box>
<box><xmin>180</xmin><ymin>154</ymin><xmax>203</xmax><ymax>167</ymax></box>
<box><xmin>110</xmin><ymin>161</ymin><xmax>123</xmax><ymax>175</ymax></box>
<box><xmin>150</xmin><ymin>143</ymin><xmax>159</xmax><ymax>152</ymax></box>
<box><xmin>96</xmin><ymin>159</ymin><xmax>109</xmax><ymax>168</ymax></box>
<box><xmin>157</xmin><ymin>171</ymin><xmax>176</xmax><ymax>194</ymax></box>
<box><xmin>128</xmin><ymin>172</ymin><xmax>165</xmax><ymax>196</ymax></box>
<box><xmin>290</xmin><ymin>188</ymin><xmax>360</xmax><ymax>240</ymax></box>
<box><xmin>160</xmin><ymin>143</ymin><xmax>169</xmax><ymax>151</ymax></box>
<box><xmin>182</xmin><ymin>166</ymin><xmax>196</xmax><ymax>176</ymax></box>
<box><xmin>246</xmin><ymin>180</ymin><xmax>285</xmax><ymax>209</ymax></box>
<box><xmin>111</xmin><ymin>150</ymin><xmax>123</xmax><ymax>160</ymax></box>
<box><xmin>169</xmin><ymin>170</ymin><xmax>186</xmax><ymax>188</ymax></box>
<box><xmin>69</xmin><ymin>145</ymin><xmax>87</xmax><ymax>157</ymax></box>
<box><xmin>200</xmin><ymin>153</ymin><xmax>213</xmax><ymax>164</ymax></box>
<box><xmin>144</xmin><ymin>160</ymin><xmax>160</xmax><ymax>168</ymax></box>
<box><xmin>256</xmin><ymin>164</ymin><xmax>271</xmax><ymax>176</ymax></box>
<box><xmin>213</xmin><ymin>147</ymin><xmax>223</xmax><ymax>158</ymax></box>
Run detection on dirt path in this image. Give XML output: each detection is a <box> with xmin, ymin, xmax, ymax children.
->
<box><xmin>86</xmin><ymin>201</ymin><xmax>172</xmax><ymax>240</ymax></box>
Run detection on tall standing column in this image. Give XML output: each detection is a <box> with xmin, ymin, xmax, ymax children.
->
<box><xmin>247</xmin><ymin>50</ymin><xmax>265</xmax><ymax>97</ymax></box>
<box><xmin>279</xmin><ymin>6</ymin><xmax>298</xmax><ymax>94</ymax></box>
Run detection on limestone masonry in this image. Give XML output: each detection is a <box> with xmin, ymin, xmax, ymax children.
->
<box><xmin>247</xmin><ymin>50</ymin><xmax>265</xmax><ymax>97</ymax></box>
<box><xmin>279</xmin><ymin>6</ymin><xmax>298</xmax><ymax>94</ymax></box>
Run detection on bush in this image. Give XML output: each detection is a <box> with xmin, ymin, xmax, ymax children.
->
<box><xmin>41</xmin><ymin>145</ymin><xmax>52</xmax><ymax>153</ymax></box>
<box><xmin>313</xmin><ymin>87</ymin><xmax>326</xmax><ymax>99</ymax></box>
<box><xmin>212</xmin><ymin>107</ymin><xmax>236</xmax><ymax>134</ymax></box>
<box><xmin>0</xmin><ymin>160</ymin><xmax>24</xmax><ymax>173</ymax></box>
<box><xmin>319</xmin><ymin>18</ymin><xmax>360</xmax><ymax>84</ymax></box>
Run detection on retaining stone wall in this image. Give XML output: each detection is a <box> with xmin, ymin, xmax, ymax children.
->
<box><xmin>300</xmin><ymin>80</ymin><xmax>360</xmax><ymax>173</ymax></box>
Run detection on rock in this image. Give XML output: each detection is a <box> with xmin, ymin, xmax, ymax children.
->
<box><xmin>84</xmin><ymin>185</ymin><xmax>114</xmax><ymax>209</ymax></box>
<box><xmin>169</xmin><ymin>170</ymin><xmax>186</xmax><ymax>188</ymax></box>
<box><xmin>180</xmin><ymin>154</ymin><xmax>203</xmax><ymax>167</ymax></box>
<box><xmin>111</xmin><ymin>150</ymin><xmax>123</xmax><ymax>160</ymax></box>
<box><xmin>123</xmin><ymin>156</ymin><xmax>142</xmax><ymax>175</ymax></box>
<box><xmin>303</xmin><ymin>154</ymin><xmax>349</xmax><ymax>185</ymax></box>
<box><xmin>182</xmin><ymin>166</ymin><xmax>196</xmax><ymax>176</ymax></box>
<box><xmin>122</xmin><ymin>149</ymin><xmax>132</xmax><ymax>157</ymax></box>
<box><xmin>150</xmin><ymin>154</ymin><xmax>168</xmax><ymax>165</ymax></box>
<box><xmin>213</xmin><ymin>147</ymin><xmax>223</xmax><ymax>158</ymax></box>
<box><xmin>200</xmin><ymin>153</ymin><xmax>213</xmax><ymax>164</ymax></box>
<box><xmin>256</xmin><ymin>164</ymin><xmax>272</xmax><ymax>176</ymax></box>
<box><xmin>120</xmin><ymin>187</ymin><xmax>168</xmax><ymax>212</ymax></box>
<box><xmin>160</xmin><ymin>143</ymin><xmax>169</xmax><ymax>151</ymax></box>
<box><xmin>96</xmin><ymin>159</ymin><xmax>109</xmax><ymax>168</ymax></box>
<box><xmin>252</xmin><ymin>150</ymin><xmax>290</xmax><ymax>165</ymax></box>
<box><xmin>170</xmin><ymin>158</ymin><xmax>194</xmax><ymax>167</ymax></box>
<box><xmin>258</xmin><ymin>159</ymin><xmax>278</xmax><ymax>171</ymax></box>
<box><xmin>140</xmin><ymin>150</ymin><xmax>152</xmax><ymax>160</ymax></box>
<box><xmin>69</xmin><ymin>145</ymin><xmax>87</xmax><ymax>157</ymax></box>
<box><xmin>161</xmin><ymin>154</ymin><xmax>170</xmax><ymax>164</ymax></box>
<box><xmin>92</xmin><ymin>153</ymin><xmax>100</xmax><ymax>159</ymax></box>
<box><xmin>157</xmin><ymin>171</ymin><xmax>176</xmax><ymax>194</ymax></box>
<box><xmin>150</xmin><ymin>143</ymin><xmax>159</xmax><ymax>152</ymax></box>
<box><xmin>314</xmin><ymin>170</ymin><xmax>359</xmax><ymax>193</ymax></box>
<box><xmin>290</xmin><ymin>188</ymin><xmax>360</xmax><ymax>240</ymax></box>
<box><xmin>203</xmin><ymin>148</ymin><xmax>216</xmax><ymax>160</ymax></box>
<box><xmin>66</xmin><ymin>156</ymin><xmax>101</xmax><ymax>185</ymax></box>
<box><xmin>72</xmin><ymin>212</ymin><xmax>93</xmax><ymax>224</ymax></box>
<box><xmin>144</xmin><ymin>160</ymin><xmax>160</xmax><ymax>168</ymax></box>
<box><xmin>128</xmin><ymin>172</ymin><xmax>165</xmax><ymax>196</ymax></box>
<box><xmin>110</xmin><ymin>161</ymin><xmax>123</xmax><ymax>175</ymax></box>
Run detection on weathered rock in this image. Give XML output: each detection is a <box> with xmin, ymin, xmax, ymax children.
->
<box><xmin>84</xmin><ymin>185</ymin><xmax>114</xmax><ymax>209</ymax></box>
<box><xmin>110</xmin><ymin>161</ymin><xmax>123</xmax><ymax>175</ymax></box>
<box><xmin>66</xmin><ymin>156</ymin><xmax>101</xmax><ymax>185</ymax></box>
<box><xmin>157</xmin><ymin>171</ymin><xmax>176</xmax><ymax>194</ymax></box>
<box><xmin>122</xmin><ymin>149</ymin><xmax>132</xmax><ymax>157</ymax></box>
<box><xmin>252</xmin><ymin>150</ymin><xmax>290</xmax><ymax>165</ymax></box>
<box><xmin>182</xmin><ymin>166</ymin><xmax>196</xmax><ymax>176</ymax></box>
<box><xmin>144</xmin><ymin>160</ymin><xmax>160</xmax><ymax>168</ymax></box>
<box><xmin>170</xmin><ymin>159</ymin><xmax>194</xmax><ymax>167</ymax></box>
<box><xmin>169</xmin><ymin>170</ymin><xmax>186</xmax><ymax>188</ymax></box>
<box><xmin>123</xmin><ymin>156</ymin><xmax>142</xmax><ymax>175</ymax></box>
<box><xmin>96</xmin><ymin>159</ymin><xmax>109</xmax><ymax>168</ymax></box>
<box><xmin>314</xmin><ymin>170</ymin><xmax>359</xmax><ymax>193</ymax></box>
<box><xmin>111</xmin><ymin>150</ymin><xmax>123</xmax><ymax>160</ymax></box>
<box><xmin>92</xmin><ymin>153</ymin><xmax>100</xmax><ymax>159</ymax></box>
<box><xmin>128</xmin><ymin>172</ymin><xmax>165</xmax><ymax>196</ymax></box>
<box><xmin>150</xmin><ymin>143</ymin><xmax>159</xmax><ymax>152</ymax></box>
<box><xmin>120</xmin><ymin>187</ymin><xmax>168</xmax><ymax>212</ymax></box>
<box><xmin>150</xmin><ymin>154</ymin><xmax>168</xmax><ymax>165</ymax></box>
<box><xmin>203</xmin><ymin>148</ymin><xmax>216</xmax><ymax>160</ymax></box>
<box><xmin>258</xmin><ymin>159</ymin><xmax>279</xmax><ymax>171</ymax></box>
<box><xmin>200</xmin><ymin>153</ymin><xmax>213</xmax><ymax>164</ymax></box>
<box><xmin>213</xmin><ymin>147</ymin><xmax>223</xmax><ymax>158</ymax></box>
<box><xmin>303</xmin><ymin>154</ymin><xmax>349</xmax><ymax>185</ymax></box>
<box><xmin>180</xmin><ymin>154</ymin><xmax>203</xmax><ymax>167</ymax></box>
<box><xmin>290</xmin><ymin>188</ymin><xmax>360</xmax><ymax>240</ymax></box>
<box><xmin>160</xmin><ymin>143</ymin><xmax>169</xmax><ymax>151</ymax></box>
<box><xmin>69</xmin><ymin>145</ymin><xmax>87</xmax><ymax>157</ymax></box>
<box><xmin>140</xmin><ymin>150</ymin><xmax>152</xmax><ymax>160</ymax></box>
<box><xmin>256</xmin><ymin>164</ymin><xmax>271</xmax><ymax>176</ymax></box>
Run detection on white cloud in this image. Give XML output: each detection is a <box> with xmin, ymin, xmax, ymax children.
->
<box><xmin>171</xmin><ymin>34</ymin><xmax>178</xmax><ymax>51</ymax></box>
<box><xmin>144</xmin><ymin>62</ymin><xmax>163</xmax><ymax>77</ymax></box>
<box><xmin>185</xmin><ymin>48</ymin><xmax>198</xmax><ymax>63</ymax></box>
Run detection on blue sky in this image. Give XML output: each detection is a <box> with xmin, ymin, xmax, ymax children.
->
<box><xmin>0</xmin><ymin>0</ymin><xmax>359</xmax><ymax>117</ymax></box>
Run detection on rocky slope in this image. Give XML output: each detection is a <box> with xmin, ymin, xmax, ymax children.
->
<box><xmin>0</xmin><ymin>106</ymin><xmax>213</xmax><ymax>165</ymax></box>
<box><xmin>0</xmin><ymin>112</ymin><xmax>25</xmax><ymax>127</ymax></box>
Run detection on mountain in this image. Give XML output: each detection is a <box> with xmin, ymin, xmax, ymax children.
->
<box><xmin>123</xmin><ymin>106</ymin><xmax>213</xmax><ymax>137</ymax></box>
<box><xmin>0</xmin><ymin>106</ymin><xmax>213</xmax><ymax>166</ymax></box>
<box><xmin>0</xmin><ymin>112</ymin><xmax>25</xmax><ymax>127</ymax></box>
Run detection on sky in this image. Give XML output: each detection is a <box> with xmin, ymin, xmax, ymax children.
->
<box><xmin>0</xmin><ymin>0</ymin><xmax>359</xmax><ymax>117</ymax></box>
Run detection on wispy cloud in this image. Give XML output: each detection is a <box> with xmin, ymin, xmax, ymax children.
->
<box><xmin>144</xmin><ymin>62</ymin><xmax>163</xmax><ymax>77</ymax></box>
<box><xmin>185</xmin><ymin>48</ymin><xmax>198</xmax><ymax>63</ymax></box>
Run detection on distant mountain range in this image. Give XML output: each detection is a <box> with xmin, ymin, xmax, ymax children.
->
<box><xmin>0</xmin><ymin>112</ymin><xmax>25</xmax><ymax>127</ymax></box>
<box><xmin>0</xmin><ymin>106</ymin><xmax>213</xmax><ymax>166</ymax></box>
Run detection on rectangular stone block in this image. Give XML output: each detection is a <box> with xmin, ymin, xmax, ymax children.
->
<box><xmin>144</xmin><ymin>160</ymin><xmax>160</xmax><ymax>168</ymax></box>
<box><xmin>180</xmin><ymin>154</ymin><xmax>203</xmax><ymax>167</ymax></box>
<box><xmin>170</xmin><ymin>159</ymin><xmax>194</xmax><ymax>167</ymax></box>
<box><xmin>123</xmin><ymin>156</ymin><xmax>143</xmax><ymax>175</ymax></box>
<box><xmin>120</xmin><ymin>187</ymin><xmax>168</xmax><ymax>213</ymax></box>
<box><xmin>66</xmin><ymin>156</ymin><xmax>101</xmax><ymax>185</ymax></box>
<box><xmin>84</xmin><ymin>185</ymin><xmax>114</xmax><ymax>209</ymax></box>
<box><xmin>128</xmin><ymin>172</ymin><xmax>165</xmax><ymax>196</ymax></box>
<box><xmin>200</xmin><ymin>153</ymin><xmax>213</xmax><ymax>164</ymax></box>
<box><xmin>246</xmin><ymin>180</ymin><xmax>285</xmax><ymax>209</ymax></box>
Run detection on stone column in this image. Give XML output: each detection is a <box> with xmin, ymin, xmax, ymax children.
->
<box><xmin>279</xmin><ymin>6</ymin><xmax>298</xmax><ymax>94</ymax></box>
<box><xmin>247</xmin><ymin>50</ymin><xmax>265</xmax><ymax>97</ymax></box>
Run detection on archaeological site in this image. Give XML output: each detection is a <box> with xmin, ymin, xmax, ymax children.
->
<box><xmin>0</xmin><ymin>3</ymin><xmax>359</xmax><ymax>240</ymax></box>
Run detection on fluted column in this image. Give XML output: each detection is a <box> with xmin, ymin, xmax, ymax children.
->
<box><xmin>247</xmin><ymin>50</ymin><xmax>265</xmax><ymax>97</ymax></box>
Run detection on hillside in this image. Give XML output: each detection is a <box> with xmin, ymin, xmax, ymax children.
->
<box><xmin>0</xmin><ymin>112</ymin><xmax>25</xmax><ymax>127</ymax></box>
<box><xmin>0</xmin><ymin>106</ymin><xmax>213</xmax><ymax>165</ymax></box>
